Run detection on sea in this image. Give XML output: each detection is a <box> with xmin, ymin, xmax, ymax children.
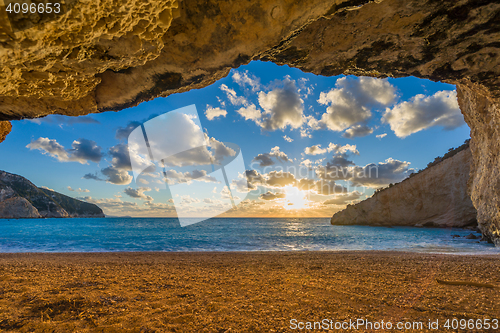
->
<box><xmin>0</xmin><ymin>218</ymin><xmax>498</xmax><ymax>254</ymax></box>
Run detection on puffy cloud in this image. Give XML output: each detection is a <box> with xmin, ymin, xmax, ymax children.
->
<box><xmin>220</xmin><ymin>84</ymin><xmax>248</xmax><ymax>106</ymax></box>
<box><xmin>259</xmin><ymin>191</ymin><xmax>286</xmax><ymax>201</ymax></box>
<box><xmin>83</xmin><ymin>173</ymin><xmax>102</xmax><ymax>181</ymax></box>
<box><xmin>350</xmin><ymin>158</ymin><xmax>414</xmax><ymax>187</ymax></box>
<box><xmin>164</xmin><ymin>169</ymin><xmax>219</xmax><ymax>185</ymax></box>
<box><xmin>318</xmin><ymin>76</ymin><xmax>396</xmax><ymax>133</ymax></box>
<box><xmin>376</xmin><ymin>133</ymin><xmax>387</xmax><ymax>139</ymax></box>
<box><xmin>207</xmin><ymin>136</ymin><xmax>236</xmax><ymax>164</ymax></box>
<box><xmin>67</xmin><ymin>186</ymin><xmax>90</xmax><ymax>193</ymax></box>
<box><xmin>236</xmin><ymin>104</ymin><xmax>262</xmax><ymax>121</ymax></box>
<box><xmin>69</xmin><ymin>139</ymin><xmax>103</xmax><ymax>163</ymax></box>
<box><xmin>27</xmin><ymin>137</ymin><xmax>103</xmax><ymax>164</ymax></box>
<box><xmin>328</xmin><ymin>143</ymin><xmax>359</xmax><ymax>155</ymax></box>
<box><xmin>26</xmin><ymin>137</ymin><xmax>68</xmax><ymax>161</ymax></box>
<box><xmin>266</xmin><ymin>171</ymin><xmax>297</xmax><ymax>187</ymax></box>
<box><xmin>304</xmin><ymin>144</ymin><xmax>326</xmax><ymax>155</ymax></box>
<box><xmin>124</xmin><ymin>187</ymin><xmax>153</xmax><ymax>201</ymax></box>
<box><xmin>232</xmin><ymin>70</ymin><xmax>260</xmax><ymax>91</ymax></box>
<box><xmin>115</xmin><ymin>121</ymin><xmax>141</xmax><ymax>141</ymax></box>
<box><xmin>342</xmin><ymin>125</ymin><xmax>373</xmax><ymax>138</ymax></box>
<box><xmin>300</xmin><ymin>159</ymin><xmax>313</xmax><ymax>168</ymax></box>
<box><xmin>115</xmin><ymin>114</ymin><xmax>159</xmax><ymax>141</ymax></box>
<box><xmin>180</xmin><ymin>195</ymin><xmax>201</xmax><ymax>205</ymax></box>
<box><xmin>253</xmin><ymin>146</ymin><xmax>290</xmax><ymax>167</ymax></box>
<box><xmin>101</xmin><ymin>166</ymin><xmax>133</xmax><ymax>185</ymax></box>
<box><xmin>80</xmin><ymin>196</ymin><xmax>138</xmax><ymax>209</ymax></box>
<box><xmin>297</xmin><ymin>77</ymin><xmax>314</xmax><ymax>99</ymax></box>
<box><xmin>295</xmin><ymin>178</ymin><xmax>346</xmax><ymax>195</ymax></box>
<box><xmin>108</xmin><ymin>143</ymin><xmax>132</xmax><ymax>170</ymax></box>
<box><xmin>316</xmin><ymin>157</ymin><xmax>413</xmax><ymax>188</ymax></box>
<box><xmin>305</xmin><ymin>143</ymin><xmax>359</xmax><ymax>156</ymax></box>
<box><xmin>40</xmin><ymin>186</ymin><xmax>54</xmax><ymax>191</ymax></box>
<box><xmin>205</xmin><ymin>106</ymin><xmax>227</xmax><ymax>121</ymax></box>
<box><xmin>283</xmin><ymin>135</ymin><xmax>293</xmax><ymax>142</ymax></box>
<box><xmin>314</xmin><ymin>180</ymin><xmax>348</xmax><ymax>195</ymax></box>
<box><xmin>382</xmin><ymin>90</ymin><xmax>465</xmax><ymax>138</ymax></box>
<box><xmin>258</xmin><ymin>77</ymin><xmax>304</xmax><ymax>131</ymax></box>
<box><xmin>323</xmin><ymin>191</ymin><xmax>363</xmax><ymax>205</ymax></box>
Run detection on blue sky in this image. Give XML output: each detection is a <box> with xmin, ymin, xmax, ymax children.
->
<box><xmin>0</xmin><ymin>61</ymin><xmax>470</xmax><ymax>217</ymax></box>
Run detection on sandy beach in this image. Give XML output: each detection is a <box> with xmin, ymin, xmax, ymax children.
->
<box><xmin>0</xmin><ymin>251</ymin><xmax>499</xmax><ymax>332</ymax></box>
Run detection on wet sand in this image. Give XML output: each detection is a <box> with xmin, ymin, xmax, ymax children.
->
<box><xmin>0</xmin><ymin>251</ymin><xmax>499</xmax><ymax>332</ymax></box>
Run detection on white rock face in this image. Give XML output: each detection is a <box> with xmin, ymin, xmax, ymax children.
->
<box><xmin>331</xmin><ymin>148</ymin><xmax>477</xmax><ymax>228</ymax></box>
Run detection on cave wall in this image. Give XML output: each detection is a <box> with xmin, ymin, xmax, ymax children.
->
<box><xmin>458</xmin><ymin>83</ymin><xmax>500</xmax><ymax>245</ymax></box>
<box><xmin>0</xmin><ymin>0</ymin><xmax>499</xmax><ymax>243</ymax></box>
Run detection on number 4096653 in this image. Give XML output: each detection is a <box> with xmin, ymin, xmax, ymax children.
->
<box><xmin>6</xmin><ymin>2</ymin><xmax>61</xmax><ymax>14</ymax></box>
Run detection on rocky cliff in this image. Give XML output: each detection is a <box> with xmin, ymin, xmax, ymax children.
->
<box><xmin>331</xmin><ymin>146</ymin><xmax>478</xmax><ymax>229</ymax></box>
<box><xmin>0</xmin><ymin>0</ymin><xmax>499</xmax><ymax>244</ymax></box>
<box><xmin>0</xmin><ymin>171</ymin><xmax>104</xmax><ymax>218</ymax></box>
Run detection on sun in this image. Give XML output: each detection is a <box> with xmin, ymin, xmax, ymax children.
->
<box><xmin>283</xmin><ymin>185</ymin><xmax>308</xmax><ymax>210</ymax></box>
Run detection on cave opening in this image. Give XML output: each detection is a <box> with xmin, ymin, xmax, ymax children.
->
<box><xmin>0</xmin><ymin>60</ymin><xmax>472</xmax><ymax>219</ymax></box>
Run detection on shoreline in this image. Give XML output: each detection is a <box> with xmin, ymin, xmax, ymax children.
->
<box><xmin>1</xmin><ymin>251</ymin><xmax>499</xmax><ymax>332</ymax></box>
<box><xmin>0</xmin><ymin>249</ymin><xmax>498</xmax><ymax>256</ymax></box>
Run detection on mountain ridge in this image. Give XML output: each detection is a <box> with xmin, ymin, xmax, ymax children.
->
<box><xmin>0</xmin><ymin>170</ymin><xmax>104</xmax><ymax>218</ymax></box>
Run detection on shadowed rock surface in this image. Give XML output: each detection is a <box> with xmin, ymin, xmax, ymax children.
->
<box><xmin>331</xmin><ymin>146</ymin><xmax>478</xmax><ymax>231</ymax></box>
<box><xmin>0</xmin><ymin>171</ymin><xmax>104</xmax><ymax>218</ymax></box>
<box><xmin>0</xmin><ymin>0</ymin><xmax>499</xmax><ymax>243</ymax></box>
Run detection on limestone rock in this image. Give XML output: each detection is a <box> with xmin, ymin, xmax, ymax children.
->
<box><xmin>458</xmin><ymin>83</ymin><xmax>500</xmax><ymax>246</ymax></box>
<box><xmin>0</xmin><ymin>170</ymin><xmax>105</xmax><ymax>218</ymax></box>
<box><xmin>0</xmin><ymin>121</ymin><xmax>11</xmax><ymax>143</ymax></box>
<box><xmin>0</xmin><ymin>197</ymin><xmax>41</xmax><ymax>218</ymax></box>
<box><xmin>331</xmin><ymin>147</ymin><xmax>477</xmax><ymax>229</ymax></box>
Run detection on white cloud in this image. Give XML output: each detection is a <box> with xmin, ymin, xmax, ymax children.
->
<box><xmin>236</xmin><ymin>104</ymin><xmax>262</xmax><ymax>121</ymax></box>
<box><xmin>67</xmin><ymin>186</ymin><xmax>90</xmax><ymax>193</ymax></box>
<box><xmin>220</xmin><ymin>84</ymin><xmax>248</xmax><ymax>106</ymax></box>
<box><xmin>26</xmin><ymin>137</ymin><xmax>103</xmax><ymax>164</ymax></box>
<box><xmin>258</xmin><ymin>77</ymin><xmax>304</xmax><ymax>131</ymax></box>
<box><xmin>376</xmin><ymin>133</ymin><xmax>387</xmax><ymax>139</ymax></box>
<box><xmin>342</xmin><ymin>125</ymin><xmax>374</xmax><ymax>138</ymax></box>
<box><xmin>304</xmin><ymin>144</ymin><xmax>327</xmax><ymax>155</ymax></box>
<box><xmin>318</xmin><ymin>76</ymin><xmax>396</xmax><ymax>132</ymax></box>
<box><xmin>297</xmin><ymin>77</ymin><xmax>314</xmax><ymax>99</ymax></box>
<box><xmin>382</xmin><ymin>90</ymin><xmax>465</xmax><ymax>138</ymax></box>
<box><xmin>259</xmin><ymin>191</ymin><xmax>286</xmax><ymax>201</ymax></box>
<box><xmin>163</xmin><ymin>134</ymin><xmax>235</xmax><ymax>168</ymax></box>
<box><xmin>283</xmin><ymin>135</ymin><xmax>293</xmax><ymax>142</ymax></box>
<box><xmin>232</xmin><ymin>70</ymin><xmax>260</xmax><ymax>91</ymax></box>
<box><xmin>328</xmin><ymin>143</ymin><xmax>359</xmax><ymax>155</ymax></box>
<box><xmin>205</xmin><ymin>106</ymin><xmax>227</xmax><ymax>121</ymax></box>
<box><xmin>180</xmin><ymin>195</ymin><xmax>200</xmax><ymax>205</ymax></box>
<box><xmin>315</xmin><ymin>157</ymin><xmax>413</xmax><ymax>188</ymax></box>
<box><xmin>300</xmin><ymin>159</ymin><xmax>313</xmax><ymax>168</ymax></box>
<box><xmin>304</xmin><ymin>143</ymin><xmax>359</xmax><ymax>156</ymax></box>
<box><xmin>124</xmin><ymin>187</ymin><xmax>153</xmax><ymax>201</ymax></box>
<box><xmin>350</xmin><ymin>158</ymin><xmax>414</xmax><ymax>187</ymax></box>
<box><xmin>40</xmin><ymin>186</ymin><xmax>54</xmax><ymax>191</ymax></box>
<box><xmin>101</xmin><ymin>167</ymin><xmax>133</xmax><ymax>185</ymax></box>
<box><xmin>164</xmin><ymin>169</ymin><xmax>219</xmax><ymax>185</ymax></box>
<box><xmin>252</xmin><ymin>146</ymin><xmax>290</xmax><ymax>167</ymax></box>
<box><xmin>207</xmin><ymin>136</ymin><xmax>236</xmax><ymax>164</ymax></box>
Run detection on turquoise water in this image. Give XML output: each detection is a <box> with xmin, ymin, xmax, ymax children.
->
<box><xmin>0</xmin><ymin>218</ymin><xmax>498</xmax><ymax>254</ymax></box>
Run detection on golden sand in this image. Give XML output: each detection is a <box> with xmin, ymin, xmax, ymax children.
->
<box><xmin>0</xmin><ymin>251</ymin><xmax>499</xmax><ymax>332</ymax></box>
